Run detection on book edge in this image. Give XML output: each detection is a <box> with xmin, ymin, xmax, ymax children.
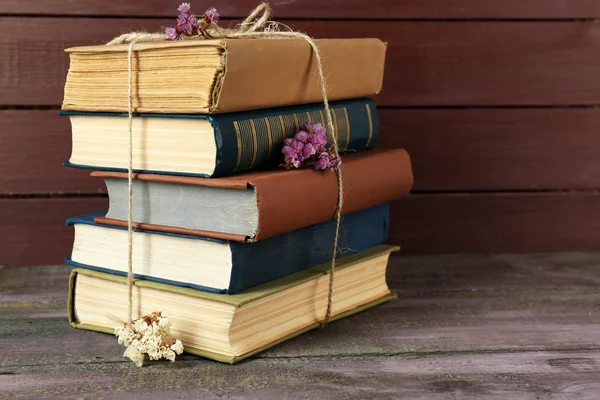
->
<box><xmin>65</xmin><ymin>39</ymin><xmax>227</xmax><ymax>53</ymax></box>
<box><xmin>87</xmin><ymin>149</ymin><xmax>405</xmax><ymax>189</ymax></box>
<box><xmin>68</xmin><ymin>244</ymin><xmax>399</xmax><ymax>307</ymax></box>
<box><xmin>92</xmin><ymin>216</ymin><xmax>248</xmax><ymax>243</ymax></box>
<box><xmin>65</xmin><ymin>161</ymin><xmax>214</xmax><ymax>178</ymax></box>
<box><xmin>69</xmin><ymin>291</ymin><xmax>398</xmax><ymax>364</ymax></box>
<box><xmin>227</xmin><ymin>292</ymin><xmax>398</xmax><ymax>363</ymax></box>
<box><xmin>66</xmin><ymin>213</ymin><xmax>229</xmax><ymax>244</ymax></box>
<box><xmin>66</xmin><ymin>258</ymin><xmax>229</xmax><ymax>294</ymax></box>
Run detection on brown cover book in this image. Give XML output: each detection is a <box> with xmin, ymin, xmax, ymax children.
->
<box><xmin>63</xmin><ymin>38</ymin><xmax>387</xmax><ymax>114</ymax></box>
<box><xmin>92</xmin><ymin>149</ymin><xmax>413</xmax><ymax>242</ymax></box>
<box><xmin>215</xmin><ymin>39</ymin><xmax>386</xmax><ymax>113</ymax></box>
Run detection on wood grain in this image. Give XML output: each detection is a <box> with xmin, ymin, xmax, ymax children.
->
<box><xmin>6</xmin><ymin>251</ymin><xmax>600</xmax><ymax>302</ymax></box>
<box><xmin>2</xmin><ymin>261</ymin><xmax>600</xmax><ymax>361</ymax></box>
<box><xmin>4</xmin><ymin>108</ymin><xmax>600</xmax><ymax>194</ymax></box>
<box><xmin>391</xmin><ymin>252</ymin><xmax>600</xmax><ymax>292</ymax></box>
<box><xmin>3</xmin><ymin>351</ymin><xmax>600</xmax><ymax>399</ymax></box>
<box><xmin>390</xmin><ymin>192</ymin><xmax>600</xmax><ymax>253</ymax></box>
<box><xmin>0</xmin><ymin>197</ymin><xmax>107</xmax><ymax>266</ymax></box>
<box><xmin>378</xmin><ymin>107</ymin><xmax>600</xmax><ymax>191</ymax></box>
<box><xmin>0</xmin><ymin>110</ymin><xmax>106</xmax><ymax>195</ymax></box>
<box><xmin>3</xmin><ymin>193</ymin><xmax>600</xmax><ymax>266</ymax></box>
<box><xmin>3</xmin><ymin>299</ymin><xmax>600</xmax><ymax>361</ymax></box>
<box><xmin>3</xmin><ymin>258</ymin><xmax>600</xmax><ymax>398</ymax></box>
<box><xmin>4</xmin><ymin>19</ymin><xmax>600</xmax><ymax>106</ymax></box>
<box><xmin>2</xmin><ymin>0</ymin><xmax>600</xmax><ymax>19</ymax></box>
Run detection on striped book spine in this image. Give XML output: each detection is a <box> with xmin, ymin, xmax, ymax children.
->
<box><xmin>211</xmin><ymin>97</ymin><xmax>378</xmax><ymax>176</ymax></box>
<box><xmin>60</xmin><ymin>97</ymin><xmax>379</xmax><ymax>178</ymax></box>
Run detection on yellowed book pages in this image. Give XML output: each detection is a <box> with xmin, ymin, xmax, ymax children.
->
<box><xmin>62</xmin><ymin>38</ymin><xmax>387</xmax><ymax>114</ymax></box>
<box><xmin>69</xmin><ymin>245</ymin><xmax>398</xmax><ymax>363</ymax></box>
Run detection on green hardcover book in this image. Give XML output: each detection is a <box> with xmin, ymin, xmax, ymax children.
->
<box><xmin>69</xmin><ymin>245</ymin><xmax>398</xmax><ymax>363</ymax></box>
<box><xmin>61</xmin><ymin>98</ymin><xmax>378</xmax><ymax>178</ymax></box>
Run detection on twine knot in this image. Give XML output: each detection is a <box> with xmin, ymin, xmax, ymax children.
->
<box><xmin>107</xmin><ymin>3</ymin><xmax>273</xmax><ymax>46</ymax></box>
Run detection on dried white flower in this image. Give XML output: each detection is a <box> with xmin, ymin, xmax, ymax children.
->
<box><xmin>158</xmin><ymin>317</ymin><xmax>171</xmax><ymax>329</ymax></box>
<box><xmin>114</xmin><ymin>311</ymin><xmax>184</xmax><ymax>367</ymax></box>
<box><xmin>171</xmin><ymin>339</ymin><xmax>184</xmax><ymax>354</ymax></box>
<box><xmin>124</xmin><ymin>344</ymin><xmax>145</xmax><ymax>367</ymax></box>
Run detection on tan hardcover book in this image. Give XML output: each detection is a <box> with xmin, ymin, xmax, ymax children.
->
<box><xmin>91</xmin><ymin>149</ymin><xmax>414</xmax><ymax>242</ymax></box>
<box><xmin>62</xmin><ymin>39</ymin><xmax>387</xmax><ymax>114</ymax></box>
<box><xmin>69</xmin><ymin>245</ymin><xmax>398</xmax><ymax>363</ymax></box>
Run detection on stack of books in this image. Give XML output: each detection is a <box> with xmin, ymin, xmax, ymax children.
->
<box><xmin>61</xmin><ymin>38</ymin><xmax>414</xmax><ymax>363</ymax></box>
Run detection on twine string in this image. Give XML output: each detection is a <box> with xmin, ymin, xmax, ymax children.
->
<box><xmin>126</xmin><ymin>40</ymin><xmax>137</xmax><ymax>326</ymax></box>
<box><xmin>110</xmin><ymin>3</ymin><xmax>342</xmax><ymax>328</ymax></box>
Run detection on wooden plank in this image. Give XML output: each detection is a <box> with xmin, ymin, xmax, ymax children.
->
<box><xmin>4</xmin><ymin>193</ymin><xmax>600</xmax><ymax>266</ymax></box>
<box><xmin>389</xmin><ymin>193</ymin><xmax>600</xmax><ymax>253</ymax></box>
<box><xmin>391</xmin><ymin>252</ymin><xmax>600</xmax><ymax>293</ymax></box>
<box><xmin>0</xmin><ymin>197</ymin><xmax>107</xmax><ymax>266</ymax></box>
<box><xmin>7</xmin><ymin>108</ymin><xmax>600</xmax><ymax>194</ymax></box>
<box><xmin>2</xmin><ymin>351</ymin><xmax>600</xmax><ymax>399</ymax></box>
<box><xmin>379</xmin><ymin>108</ymin><xmax>600</xmax><ymax>191</ymax></box>
<box><xmin>2</xmin><ymin>266</ymin><xmax>600</xmax><ymax>363</ymax></box>
<box><xmin>0</xmin><ymin>265</ymin><xmax>68</xmax><ymax>305</ymax></box>
<box><xmin>4</xmin><ymin>19</ymin><xmax>600</xmax><ymax>106</ymax></box>
<box><xmin>3</xmin><ymin>256</ymin><xmax>600</xmax><ymax>398</ymax></box>
<box><xmin>0</xmin><ymin>110</ymin><xmax>106</xmax><ymax>194</ymax></box>
<box><xmin>264</xmin><ymin>292</ymin><xmax>600</xmax><ymax>358</ymax></box>
<box><xmin>3</xmin><ymin>0</ymin><xmax>600</xmax><ymax>19</ymax></box>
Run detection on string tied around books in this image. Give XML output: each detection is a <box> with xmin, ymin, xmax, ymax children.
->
<box><xmin>107</xmin><ymin>2</ymin><xmax>344</xmax><ymax>365</ymax></box>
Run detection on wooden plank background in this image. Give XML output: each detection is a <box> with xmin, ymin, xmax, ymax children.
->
<box><xmin>1</xmin><ymin>1</ymin><xmax>600</xmax><ymax>265</ymax></box>
<box><xmin>6</xmin><ymin>20</ymin><xmax>600</xmax><ymax>106</ymax></box>
<box><xmin>3</xmin><ymin>0</ymin><xmax>600</xmax><ymax>19</ymax></box>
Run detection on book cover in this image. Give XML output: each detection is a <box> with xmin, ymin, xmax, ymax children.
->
<box><xmin>66</xmin><ymin>203</ymin><xmax>391</xmax><ymax>294</ymax></box>
<box><xmin>61</xmin><ymin>97</ymin><xmax>379</xmax><ymax>178</ymax></box>
<box><xmin>62</xmin><ymin>38</ymin><xmax>387</xmax><ymax>114</ymax></box>
<box><xmin>68</xmin><ymin>245</ymin><xmax>399</xmax><ymax>364</ymax></box>
<box><xmin>92</xmin><ymin>149</ymin><xmax>414</xmax><ymax>242</ymax></box>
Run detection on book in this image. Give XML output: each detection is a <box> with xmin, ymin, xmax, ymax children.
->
<box><xmin>91</xmin><ymin>149</ymin><xmax>413</xmax><ymax>242</ymax></box>
<box><xmin>69</xmin><ymin>244</ymin><xmax>398</xmax><ymax>363</ymax></box>
<box><xmin>61</xmin><ymin>98</ymin><xmax>379</xmax><ymax>177</ymax></box>
<box><xmin>62</xmin><ymin>39</ymin><xmax>386</xmax><ymax>114</ymax></box>
<box><xmin>66</xmin><ymin>203</ymin><xmax>390</xmax><ymax>294</ymax></box>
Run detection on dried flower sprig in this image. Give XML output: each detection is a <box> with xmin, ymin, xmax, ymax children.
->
<box><xmin>114</xmin><ymin>311</ymin><xmax>184</xmax><ymax>367</ymax></box>
<box><xmin>281</xmin><ymin>121</ymin><xmax>342</xmax><ymax>171</ymax></box>
<box><xmin>165</xmin><ymin>3</ymin><xmax>220</xmax><ymax>40</ymax></box>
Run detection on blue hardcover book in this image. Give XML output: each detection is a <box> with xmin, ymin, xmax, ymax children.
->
<box><xmin>61</xmin><ymin>97</ymin><xmax>378</xmax><ymax>178</ymax></box>
<box><xmin>65</xmin><ymin>203</ymin><xmax>390</xmax><ymax>294</ymax></box>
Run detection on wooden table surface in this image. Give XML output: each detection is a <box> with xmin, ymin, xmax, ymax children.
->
<box><xmin>2</xmin><ymin>253</ymin><xmax>600</xmax><ymax>399</ymax></box>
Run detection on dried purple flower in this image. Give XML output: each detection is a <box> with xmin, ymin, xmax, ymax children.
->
<box><xmin>281</xmin><ymin>121</ymin><xmax>341</xmax><ymax>171</ymax></box>
<box><xmin>301</xmin><ymin>143</ymin><xmax>316</xmax><ymax>159</ymax></box>
<box><xmin>165</xmin><ymin>26</ymin><xmax>182</xmax><ymax>40</ymax></box>
<box><xmin>178</xmin><ymin>3</ymin><xmax>191</xmax><ymax>13</ymax></box>
<box><xmin>166</xmin><ymin>3</ymin><xmax>211</xmax><ymax>41</ymax></box>
<box><xmin>282</xmin><ymin>138</ymin><xmax>306</xmax><ymax>168</ymax></box>
<box><xmin>313</xmin><ymin>152</ymin><xmax>331</xmax><ymax>170</ymax></box>
<box><xmin>328</xmin><ymin>154</ymin><xmax>342</xmax><ymax>170</ymax></box>
<box><xmin>295</xmin><ymin>130</ymin><xmax>310</xmax><ymax>144</ymax></box>
<box><xmin>177</xmin><ymin>13</ymin><xmax>199</xmax><ymax>35</ymax></box>
<box><xmin>204</xmin><ymin>7</ymin><xmax>220</xmax><ymax>24</ymax></box>
<box><xmin>300</xmin><ymin>122</ymin><xmax>328</xmax><ymax>152</ymax></box>
<box><xmin>306</xmin><ymin>121</ymin><xmax>327</xmax><ymax>137</ymax></box>
<box><xmin>314</xmin><ymin>150</ymin><xmax>342</xmax><ymax>171</ymax></box>
<box><xmin>307</xmin><ymin>130</ymin><xmax>328</xmax><ymax>152</ymax></box>
<box><xmin>282</xmin><ymin>138</ymin><xmax>299</xmax><ymax>158</ymax></box>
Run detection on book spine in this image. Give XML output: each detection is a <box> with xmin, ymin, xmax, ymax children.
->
<box><xmin>253</xmin><ymin>149</ymin><xmax>413</xmax><ymax>242</ymax></box>
<box><xmin>227</xmin><ymin>203</ymin><xmax>389</xmax><ymax>294</ymax></box>
<box><xmin>210</xmin><ymin>98</ymin><xmax>379</xmax><ymax>177</ymax></box>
